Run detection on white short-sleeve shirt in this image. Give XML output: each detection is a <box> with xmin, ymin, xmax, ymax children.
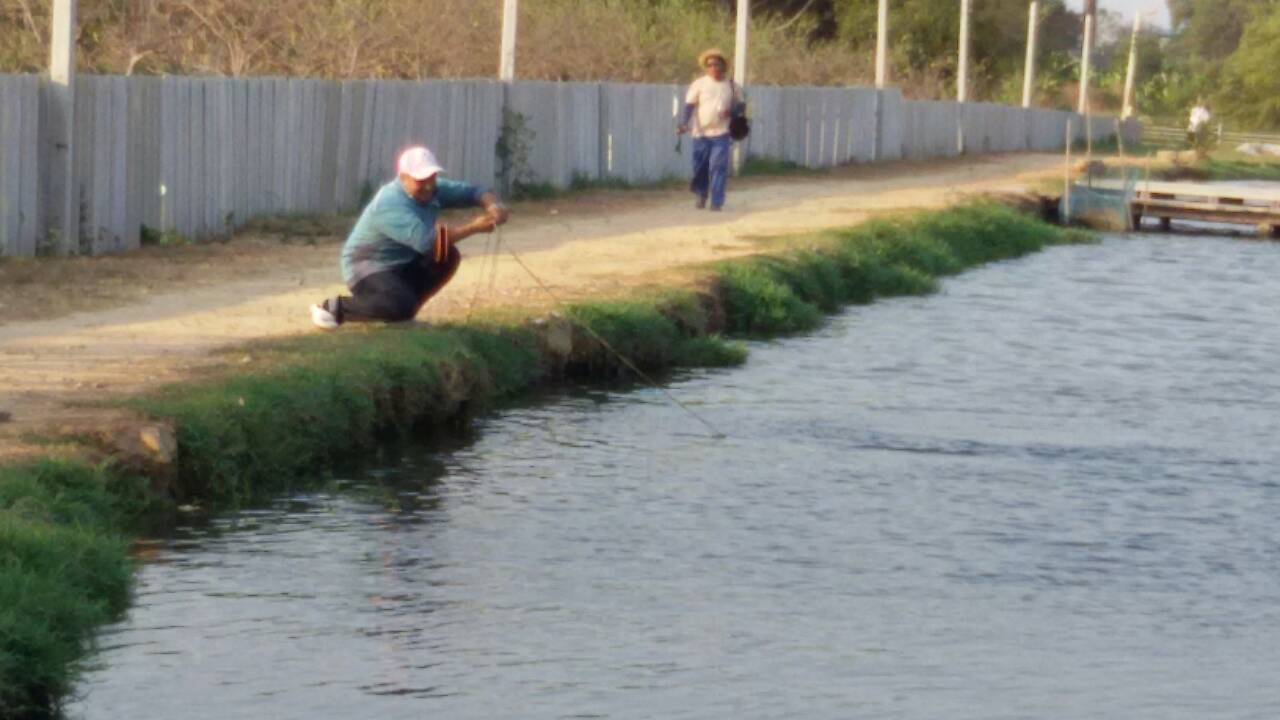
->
<box><xmin>1188</xmin><ymin>106</ymin><xmax>1211</xmax><ymax>132</ymax></box>
<box><xmin>685</xmin><ymin>77</ymin><xmax>741</xmax><ymax>138</ymax></box>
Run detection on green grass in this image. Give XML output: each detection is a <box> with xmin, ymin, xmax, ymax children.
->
<box><xmin>0</xmin><ymin>461</ymin><xmax>143</xmax><ymax>716</ymax></box>
<box><xmin>1195</xmin><ymin>157</ymin><xmax>1280</xmax><ymax>181</ymax></box>
<box><xmin>0</xmin><ymin>200</ymin><xmax>1084</xmax><ymax>718</ymax></box>
<box><xmin>739</xmin><ymin>157</ymin><xmax>815</xmax><ymax>177</ymax></box>
<box><xmin>715</xmin><ymin>201</ymin><xmax>1079</xmax><ymax>336</ymax></box>
<box><xmin>1149</xmin><ymin>148</ymin><xmax>1280</xmax><ymax>182</ymax></box>
<box><xmin>509</xmin><ymin>172</ymin><xmax>694</xmax><ymax>202</ymax></box>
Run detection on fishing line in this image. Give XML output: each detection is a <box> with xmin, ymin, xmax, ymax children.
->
<box><xmin>465</xmin><ymin>221</ymin><xmax>502</xmax><ymax>320</ymax></box>
<box><xmin>486</xmin><ymin>226</ymin><xmax>503</xmax><ymax>297</ymax></box>
<box><xmin>497</xmin><ymin>227</ymin><xmax>726</xmax><ymax>441</ymax></box>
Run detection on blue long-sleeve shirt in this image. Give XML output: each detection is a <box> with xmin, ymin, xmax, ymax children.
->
<box><xmin>340</xmin><ymin>178</ymin><xmax>486</xmax><ymax>287</ymax></box>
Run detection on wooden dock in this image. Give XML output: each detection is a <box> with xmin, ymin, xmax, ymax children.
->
<box><xmin>1126</xmin><ymin>180</ymin><xmax>1280</xmax><ymax>236</ymax></box>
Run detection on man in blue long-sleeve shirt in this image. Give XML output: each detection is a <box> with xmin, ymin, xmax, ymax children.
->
<box><xmin>677</xmin><ymin>48</ymin><xmax>745</xmax><ymax>211</ymax></box>
<box><xmin>310</xmin><ymin>146</ymin><xmax>508</xmax><ymax>329</ymax></box>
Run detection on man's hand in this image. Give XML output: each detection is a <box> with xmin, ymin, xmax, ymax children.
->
<box><xmin>467</xmin><ymin>214</ymin><xmax>497</xmax><ymax>234</ymax></box>
<box><xmin>486</xmin><ymin>203</ymin><xmax>509</xmax><ymax>226</ymax></box>
<box><xmin>478</xmin><ymin>192</ymin><xmax>509</xmax><ymax>226</ymax></box>
<box><xmin>444</xmin><ymin>215</ymin><xmax>496</xmax><ymax>243</ymax></box>
<box><xmin>676</xmin><ymin>125</ymin><xmax>689</xmax><ymax>136</ymax></box>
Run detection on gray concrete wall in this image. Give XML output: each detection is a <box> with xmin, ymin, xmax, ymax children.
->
<box><xmin>877</xmin><ymin>89</ymin><xmax>906</xmax><ymax>161</ymax></box>
<box><xmin>600</xmin><ymin>83</ymin><xmax>687</xmax><ymax>184</ymax></box>
<box><xmin>0</xmin><ymin>74</ymin><xmax>42</xmax><ymax>257</ymax></box>
<box><xmin>0</xmin><ymin>73</ymin><xmax>1130</xmax><ymax>257</ymax></box>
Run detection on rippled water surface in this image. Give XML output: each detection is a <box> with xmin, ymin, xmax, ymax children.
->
<box><xmin>70</xmin><ymin>234</ymin><xmax>1280</xmax><ymax>719</ymax></box>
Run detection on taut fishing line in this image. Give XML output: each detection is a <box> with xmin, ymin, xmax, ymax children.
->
<box><xmin>465</xmin><ymin>220</ymin><xmax>504</xmax><ymax>321</ymax></box>
<box><xmin>495</xmin><ymin>226</ymin><xmax>727</xmax><ymax>441</ymax></box>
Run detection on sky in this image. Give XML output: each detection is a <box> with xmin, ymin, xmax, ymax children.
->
<box><xmin>1064</xmin><ymin>0</ymin><xmax>1172</xmax><ymax>29</ymax></box>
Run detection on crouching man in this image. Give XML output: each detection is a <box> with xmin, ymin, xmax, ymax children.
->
<box><xmin>310</xmin><ymin>145</ymin><xmax>509</xmax><ymax>329</ymax></box>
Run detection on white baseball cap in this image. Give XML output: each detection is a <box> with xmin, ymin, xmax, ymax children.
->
<box><xmin>397</xmin><ymin>146</ymin><xmax>444</xmax><ymax>180</ymax></box>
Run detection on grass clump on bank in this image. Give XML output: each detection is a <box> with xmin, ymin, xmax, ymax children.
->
<box><xmin>0</xmin><ymin>200</ymin><xmax>1083</xmax><ymax>719</ymax></box>
<box><xmin>0</xmin><ymin>460</ymin><xmax>147</xmax><ymax>717</ymax></box>
<box><xmin>1151</xmin><ymin>149</ymin><xmax>1280</xmax><ymax>182</ymax></box>
<box><xmin>127</xmin><ymin>289</ymin><xmax>744</xmax><ymax>507</ymax></box>
<box><xmin>1193</xmin><ymin>156</ymin><xmax>1280</xmax><ymax>181</ymax></box>
<box><xmin>716</xmin><ymin>201</ymin><xmax>1079</xmax><ymax>336</ymax></box>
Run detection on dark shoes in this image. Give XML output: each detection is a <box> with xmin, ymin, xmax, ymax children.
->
<box><xmin>695</xmin><ymin>196</ymin><xmax>708</xmax><ymax>209</ymax></box>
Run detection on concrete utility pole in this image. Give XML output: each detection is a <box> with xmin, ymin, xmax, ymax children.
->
<box><xmin>875</xmin><ymin>0</ymin><xmax>890</xmax><ymax>88</ymax></box>
<box><xmin>1077</xmin><ymin>0</ymin><xmax>1095</xmax><ymax>115</ymax></box>
<box><xmin>734</xmin><ymin>0</ymin><xmax>750</xmax><ymax>85</ymax></box>
<box><xmin>733</xmin><ymin>0</ymin><xmax>750</xmax><ymax>172</ymax></box>
<box><xmin>48</xmin><ymin>0</ymin><xmax>78</xmax><ymax>254</ymax></box>
<box><xmin>957</xmin><ymin>0</ymin><xmax>971</xmax><ymax>103</ymax></box>
<box><xmin>1022</xmin><ymin>1</ymin><xmax>1039</xmax><ymax>108</ymax></box>
<box><xmin>498</xmin><ymin>0</ymin><xmax>518</xmax><ymax>81</ymax></box>
<box><xmin>1121</xmin><ymin>13</ymin><xmax>1143</xmax><ymax>118</ymax></box>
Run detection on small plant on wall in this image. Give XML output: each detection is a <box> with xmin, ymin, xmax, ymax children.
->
<box><xmin>495</xmin><ymin>108</ymin><xmax>540</xmax><ymax>199</ymax></box>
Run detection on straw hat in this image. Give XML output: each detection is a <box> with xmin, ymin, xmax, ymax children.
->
<box><xmin>698</xmin><ymin>48</ymin><xmax>728</xmax><ymax>68</ymax></box>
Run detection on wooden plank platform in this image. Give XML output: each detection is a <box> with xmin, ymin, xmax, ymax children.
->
<box><xmin>1090</xmin><ymin>179</ymin><xmax>1280</xmax><ymax>236</ymax></box>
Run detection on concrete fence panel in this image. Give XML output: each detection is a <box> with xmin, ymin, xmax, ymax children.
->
<box><xmin>902</xmin><ymin>100</ymin><xmax>960</xmax><ymax>160</ymax></box>
<box><xmin>960</xmin><ymin>103</ymin><xmax>990</xmax><ymax>155</ymax></box>
<box><xmin>877</xmin><ymin>89</ymin><xmax>906</xmax><ymax>161</ymax></box>
<box><xmin>74</xmin><ymin>75</ymin><xmax>138</xmax><ymax>253</ymax></box>
<box><xmin>508</xmin><ymin>81</ymin><xmax>601</xmax><ymax>188</ymax></box>
<box><xmin>743</xmin><ymin>86</ymin><xmax>782</xmax><ymax>161</ymax></box>
<box><xmin>847</xmin><ymin>87</ymin><xmax>879</xmax><ymax>164</ymax></box>
<box><xmin>0</xmin><ymin>74</ymin><xmax>42</xmax><ymax>257</ymax></box>
<box><xmin>2</xmin><ymin>72</ymin><xmax>1141</xmax><ymax>257</ymax></box>
<box><xmin>600</xmin><ymin>83</ymin><xmax>684</xmax><ymax>184</ymax></box>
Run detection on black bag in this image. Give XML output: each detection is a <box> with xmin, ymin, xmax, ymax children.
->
<box><xmin>728</xmin><ymin>80</ymin><xmax>750</xmax><ymax>141</ymax></box>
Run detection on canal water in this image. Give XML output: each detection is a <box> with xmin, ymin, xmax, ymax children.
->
<box><xmin>69</xmin><ymin>233</ymin><xmax>1280</xmax><ymax>720</ymax></box>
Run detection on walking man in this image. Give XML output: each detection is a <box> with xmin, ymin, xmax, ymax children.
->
<box><xmin>1187</xmin><ymin>99</ymin><xmax>1213</xmax><ymax>150</ymax></box>
<box><xmin>677</xmin><ymin>48</ymin><xmax>746</xmax><ymax>211</ymax></box>
<box><xmin>310</xmin><ymin>146</ymin><xmax>509</xmax><ymax>329</ymax></box>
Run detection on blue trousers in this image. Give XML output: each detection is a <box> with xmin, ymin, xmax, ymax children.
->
<box><xmin>690</xmin><ymin>134</ymin><xmax>732</xmax><ymax>209</ymax></box>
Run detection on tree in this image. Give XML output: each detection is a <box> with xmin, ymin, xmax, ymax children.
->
<box><xmin>1135</xmin><ymin>0</ymin><xmax>1269</xmax><ymax>123</ymax></box>
<box><xmin>1177</xmin><ymin>0</ymin><xmax>1254</xmax><ymax>60</ymax></box>
<box><xmin>833</xmin><ymin>0</ymin><xmax>1079</xmax><ymax>101</ymax></box>
<box><xmin>1217</xmin><ymin>2</ymin><xmax>1280</xmax><ymax>130</ymax></box>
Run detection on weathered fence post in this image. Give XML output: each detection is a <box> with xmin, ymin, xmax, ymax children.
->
<box><xmin>499</xmin><ymin>0</ymin><xmax>518</xmax><ymax>82</ymax></box>
<box><xmin>875</xmin><ymin>0</ymin><xmax>890</xmax><ymax>89</ymax></box>
<box><xmin>733</xmin><ymin>0</ymin><xmax>750</xmax><ymax>173</ymax></box>
<box><xmin>1121</xmin><ymin>13</ymin><xmax>1142</xmax><ymax>119</ymax></box>
<box><xmin>47</xmin><ymin>0</ymin><xmax>78</xmax><ymax>254</ymax></box>
<box><xmin>1077</xmin><ymin>1</ymin><xmax>1094</xmax><ymax>116</ymax></box>
<box><xmin>957</xmin><ymin>0</ymin><xmax>970</xmax><ymax>104</ymax></box>
<box><xmin>957</xmin><ymin>0</ymin><xmax>971</xmax><ymax>154</ymax></box>
<box><xmin>1022</xmin><ymin>1</ymin><xmax>1039</xmax><ymax>108</ymax></box>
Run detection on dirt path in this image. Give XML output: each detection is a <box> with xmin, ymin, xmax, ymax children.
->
<box><xmin>0</xmin><ymin>154</ymin><xmax>1064</xmax><ymax>462</ymax></box>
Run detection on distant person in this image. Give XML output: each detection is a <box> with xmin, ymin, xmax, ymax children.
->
<box><xmin>677</xmin><ymin>48</ymin><xmax>746</xmax><ymax>211</ymax></box>
<box><xmin>1187</xmin><ymin>101</ymin><xmax>1212</xmax><ymax>146</ymax></box>
<box><xmin>310</xmin><ymin>146</ymin><xmax>508</xmax><ymax>330</ymax></box>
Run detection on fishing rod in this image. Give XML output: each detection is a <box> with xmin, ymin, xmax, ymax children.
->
<box><xmin>493</xmin><ymin>226</ymin><xmax>727</xmax><ymax>441</ymax></box>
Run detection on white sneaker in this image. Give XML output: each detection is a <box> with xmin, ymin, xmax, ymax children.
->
<box><xmin>310</xmin><ymin>302</ymin><xmax>338</xmax><ymax>330</ymax></box>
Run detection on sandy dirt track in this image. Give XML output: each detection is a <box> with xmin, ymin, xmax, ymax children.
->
<box><xmin>0</xmin><ymin>154</ymin><xmax>1065</xmax><ymax>461</ymax></box>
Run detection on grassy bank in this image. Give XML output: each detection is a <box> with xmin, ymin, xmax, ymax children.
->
<box><xmin>1151</xmin><ymin>150</ymin><xmax>1280</xmax><ymax>182</ymax></box>
<box><xmin>0</xmin><ymin>201</ymin><xmax>1086</xmax><ymax>718</ymax></box>
<box><xmin>1182</xmin><ymin>156</ymin><xmax>1280</xmax><ymax>181</ymax></box>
